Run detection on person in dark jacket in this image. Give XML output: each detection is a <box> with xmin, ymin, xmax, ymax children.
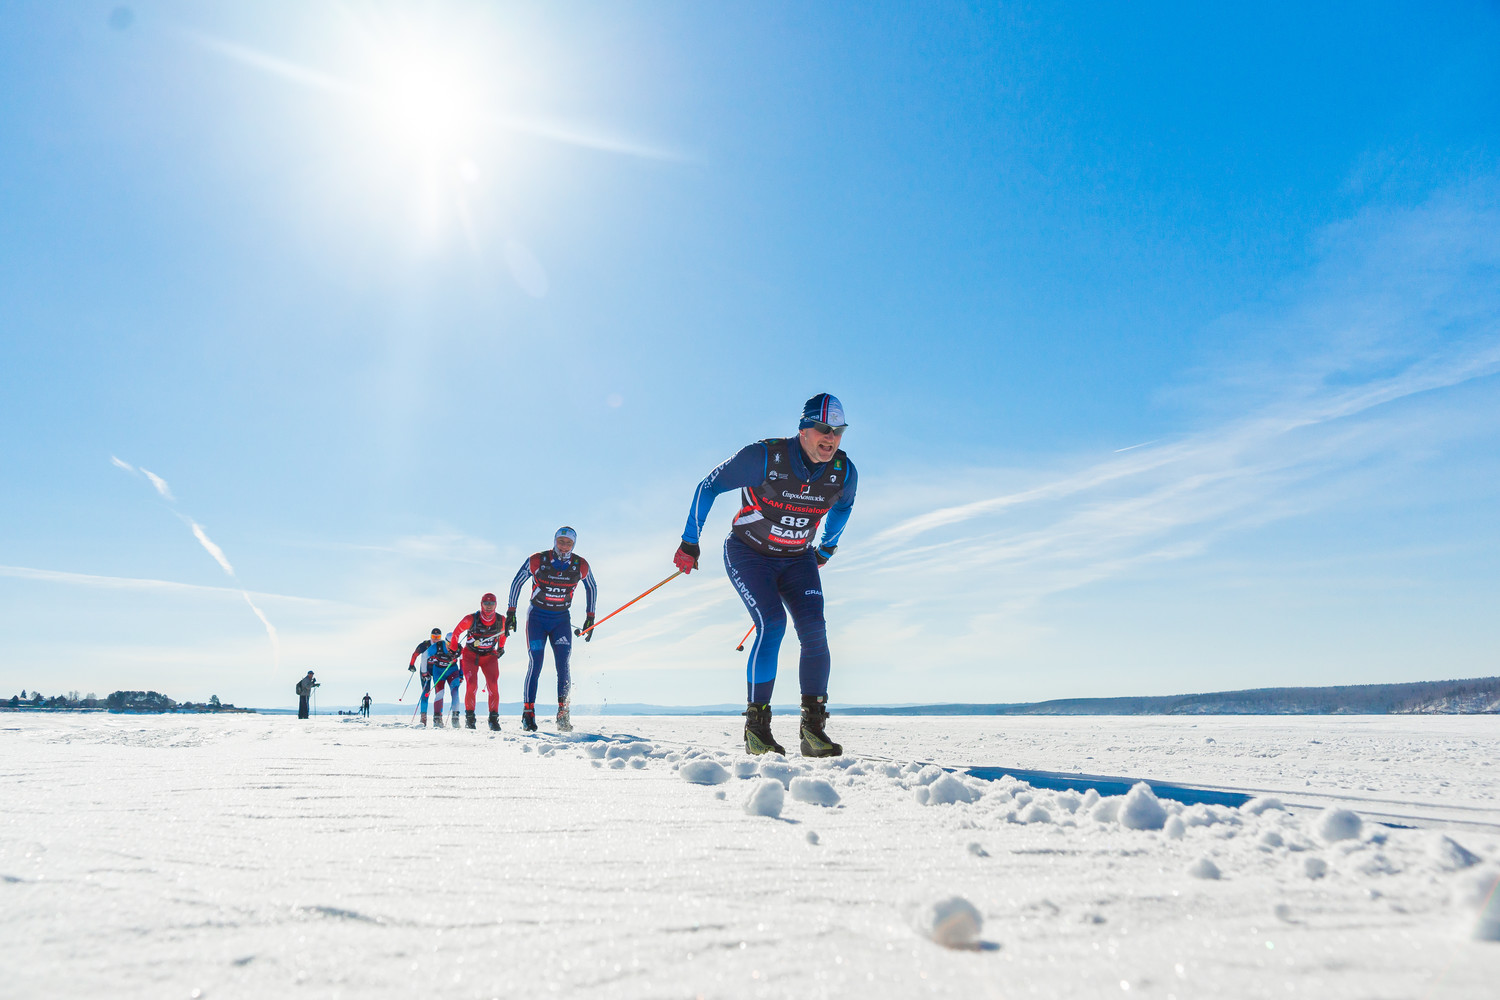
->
<box><xmin>295</xmin><ymin>671</ymin><xmax>319</xmax><ymax>719</ymax></box>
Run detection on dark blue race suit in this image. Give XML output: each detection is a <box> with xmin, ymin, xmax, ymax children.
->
<box><xmin>682</xmin><ymin>437</ymin><xmax>857</xmax><ymax>703</ymax></box>
<box><xmin>508</xmin><ymin>551</ymin><xmax>598</xmax><ymax>706</ymax></box>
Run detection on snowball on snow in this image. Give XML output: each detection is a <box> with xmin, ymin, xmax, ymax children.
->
<box><xmin>1241</xmin><ymin>796</ymin><xmax>1285</xmax><ymax>816</ymax></box>
<box><xmin>605</xmin><ymin>741</ymin><xmax>652</xmax><ymax>760</ymax></box>
<box><xmin>679</xmin><ymin>760</ymin><xmax>730</xmax><ymax>785</ymax></box>
<box><xmin>1303</xmin><ymin>856</ymin><xmax>1328</xmax><ymax>879</ymax></box>
<box><xmin>744</xmin><ymin>778</ymin><xmax>785</xmax><ymax>818</ymax></box>
<box><xmin>583</xmin><ymin>743</ymin><xmax>609</xmax><ymax>759</ymax></box>
<box><xmin>914</xmin><ymin>896</ymin><xmax>983</xmax><ymax>949</ymax></box>
<box><xmin>1164</xmin><ymin>816</ymin><xmax>1186</xmax><ymax>840</ymax></box>
<box><xmin>608</xmin><ymin>758</ymin><xmax>626</xmax><ymax>769</ymax></box>
<box><xmin>1431</xmin><ymin>834</ymin><xmax>1482</xmax><ymax>872</ymax></box>
<box><xmin>788</xmin><ymin>776</ymin><xmax>841</xmax><ymax>807</ymax></box>
<box><xmin>1119</xmin><ymin>783</ymin><xmax>1168</xmax><ymax>831</ymax></box>
<box><xmin>923</xmin><ymin>773</ymin><xmax>981</xmax><ymax>806</ymax></box>
<box><xmin>1187</xmin><ymin>857</ymin><xmax>1221</xmax><ymax>880</ymax></box>
<box><xmin>732</xmin><ymin>760</ymin><xmax>759</xmax><ymax>779</ymax></box>
<box><xmin>967</xmin><ymin>842</ymin><xmax>990</xmax><ymax>858</ymax></box>
<box><xmin>1316</xmin><ymin>808</ymin><xmax>1363</xmax><ymax>843</ymax></box>
<box><xmin>1258</xmin><ymin>830</ymin><xmax>1284</xmax><ymax>851</ymax></box>
<box><xmin>806</xmin><ymin>831</ymin><xmax>820</xmax><ymax>845</ymax></box>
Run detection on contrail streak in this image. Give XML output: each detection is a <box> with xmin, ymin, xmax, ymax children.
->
<box><xmin>111</xmin><ymin>458</ymin><xmax>281</xmax><ymax>668</ymax></box>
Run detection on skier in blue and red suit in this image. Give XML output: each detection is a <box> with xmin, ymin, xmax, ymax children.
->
<box><xmin>453</xmin><ymin>593</ymin><xmax>508</xmax><ymax>731</ymax></box>
<box><xmin>506</xmin><ymin>526</ymin><xmax>598</xmax><ymax>734</ymax></box>
<box><xmin>407</xmin><ymin>628</ymin><xmax>463</xmax><ymax>728</ymax></box>
<box><xmin>674</xmin><ymin>392</ymin><xmax>857</xmax><ymax>757</ymax></box>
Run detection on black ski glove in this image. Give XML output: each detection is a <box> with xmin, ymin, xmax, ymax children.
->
<box><xmin>505</xmin><ymin>609</ymin><xmax>517</xmax><ymax>635</ymax></box>
<box><xmin>815</xmin><ymin>544</ymin><xmax>836</xmax><ymax>567</ymax></box>
<box><xmin>582</xmin><ymin>612</ymin><xmax>596</xmax><ymax>642</ymax></box>
<box><xmin>408</xmin><ymin>664</ymin><xmax>417</xmax><ymax>672</ymax></box>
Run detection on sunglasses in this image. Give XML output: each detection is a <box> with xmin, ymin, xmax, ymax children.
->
<box><xmin>807</xmin><ymin>421</ymin><xmax>846</xmax><ymax>436</ymax></box>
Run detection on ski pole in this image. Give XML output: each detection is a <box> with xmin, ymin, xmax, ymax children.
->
<box><xmin>735</xmin><ymin>624</ymin><xmax>756</xmax><ymax>651</ymax></box>
<box><xmin>397</xmin><ymin>671</ymin><xmax>414</xmax><ymax>702</ymax></box>
<box><xmin>574</xmin><ymin>570</ymin><xmax>683</xmax><ymax>638</ymax></box>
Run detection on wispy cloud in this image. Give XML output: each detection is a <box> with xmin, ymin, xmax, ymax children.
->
<box><xmin>840</xmin><ymin>191</ymin><xmax>1500</xmax><ymax>655</ymax></box>
<box><xmin>0</xmin><ymin>564</ymin><xmax>347</xmax><ymax>607</ymax></box>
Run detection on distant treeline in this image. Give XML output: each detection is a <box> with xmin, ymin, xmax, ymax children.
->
<box><xmin>2</xmin><ymin>690</ymin><xmax>250</xmax><ymax>714</ymax></box>
<box><xmin>837</xmin><ymin>676</ymin><xmax>1500</xmax><ymax>716</ymax></box>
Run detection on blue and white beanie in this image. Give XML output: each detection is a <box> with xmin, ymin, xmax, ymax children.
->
<box><xmin>799</xmin><ymin>393</ymin><xmax>848</xmax><ymax>430</ymax></box>
<box><xmin>554</xmin><ymin>526</ymin><xmax>577</xmax><ymax>544</ymax></box>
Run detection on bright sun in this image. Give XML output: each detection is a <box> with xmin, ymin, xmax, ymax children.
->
<box><xmin>368</xmin><ymin>50</ymin><xmax>480</xmax><ymax>158</ymax></box>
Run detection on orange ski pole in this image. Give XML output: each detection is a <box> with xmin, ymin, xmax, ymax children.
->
<box><xmin>735</xmin><ymin>624</ymin><xmax>756</xmax><ymax>651</ymax></box>
<box><xmin>575</xmin><ymin>570</ymin><xmax>683</xmax><ymax>638</ymax></box>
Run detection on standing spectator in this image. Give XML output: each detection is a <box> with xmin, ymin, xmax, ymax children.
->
<box><xmin>295</xmin><ymin>671</ymin><xmax>319</xmax><ymax>719</ymax></box>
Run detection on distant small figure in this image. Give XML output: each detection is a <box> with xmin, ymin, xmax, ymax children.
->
<box><xmin>360</xmin><ymin>693</ymin><xmax>372</xmax><ymax>718</ymax></box>
<box><xmin>295</xmin><ymin>671</ymin><xmax>319</xmax><ymax>719</ymax></box>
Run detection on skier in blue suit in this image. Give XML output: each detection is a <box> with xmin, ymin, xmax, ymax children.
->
<box><xmin>506</xmin><ymin>527</ymin><xmax>598</xmax><ymax>733</ymax></box>
<box><xmin>673</xmin><ymin>392</ymin><xmax>857</xmax><ymax>756</ymax></box>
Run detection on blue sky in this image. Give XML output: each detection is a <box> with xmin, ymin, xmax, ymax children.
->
<box><xmin>2</xmin><ymin>2</ymin><xmax>1498</xmax><ymax>708</ymax></box>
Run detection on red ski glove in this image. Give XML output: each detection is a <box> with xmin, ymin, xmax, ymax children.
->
<box><xmin>674</xmin><ymin>541</ymin><xmax>701</xmax><ymax>574</ymax></box>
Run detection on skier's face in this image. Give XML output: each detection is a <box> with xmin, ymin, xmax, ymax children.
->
<box><xmin>554</xmin><ymin>535</ymin><xmax>575</xmax><ymax>556</ymax></box>
<box><xmin>799</xmin><ymin>424</ymin><xmax>844</xmax><ymax>464</ymax></box>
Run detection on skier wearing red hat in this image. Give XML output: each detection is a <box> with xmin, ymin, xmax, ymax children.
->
<box><xmin>452</xmin><ymin>593</ymin><xmax>507</xmax><ymax>730</ymax></box>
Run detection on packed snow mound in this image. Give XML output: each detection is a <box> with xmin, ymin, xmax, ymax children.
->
<box><xmin>1187</xmin><ymin>857</ymin><xmax>1221</xmax><ymax>880</ymax></box>
<box><xmin>606</xmin><ymin>741</ymin><xmax>653</xmax><ymax>760</ymax></box>
<box><xmin>732</xmin><ymin>760</ymin><xmax>759</xmax><ymax>779</ymax></box>
<box><xmin>1119</xmin><ymin>782</ymin><xmax>1168</xmax><ymax>831</ymax></box>
<box><xmin>679</xmin><ymin>759</ymin><xmax>730</xmax><ymax>785</ymax></box>
<box><xmin>1164</xmin><ymin>815</ymin><xmax>1186</xmax><ymax>840</ymax></box>
<box><xmin>788</xmin><ymin>776</ymin><xmax>840</xmax><ymax>807</ymax></box>
<box><xmin>1303</xmin><ymin>856</ymin><xmax>1329</xmax><ymax>879</ymax></box>
<box><xmin>917</xmin><ymin>773</ymin><xmax>982</xmax><ymax>806</ymax></box>
<box><xmin>1091</xmin><ymin>796</ymin><xmax>1123</xmax><ymax>823</ymax></box>
<box><xmin>744</xmin><ymin>778</ymin><xmax>785</xmax><ymax>817</ymax></box>
<box><xmin>1316</xmin><ymin>808</ymin><xmax>1363</xmax><ymax>843</ymax></box>
<box><xmin>914</xmin><ymin>896</ymin><xmax>984</xmax><ymax>949</ymax></box>
<box><xmin>1431</xmin><ymin>834</ymin><xmax>1482</xmax><ymax>872</ymax></box>
<box><xmin>1019</xmin><ymin>803</ymin><xmax>1052</xmax><ymax>825</ymax></box>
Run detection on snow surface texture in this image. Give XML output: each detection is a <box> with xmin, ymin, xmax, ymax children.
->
<box><xmin>3</xmin><ymin>713</ymin><xmax>1500</xmax><ymax>998</ymax></box>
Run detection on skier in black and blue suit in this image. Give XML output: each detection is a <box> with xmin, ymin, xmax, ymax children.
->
<box><xmin>506</xmin><ymin>527</ymin><xmax>598</xmax><ymax>734</ymax></box>
<box><xmin>674</xmin><ymin>393</ymin><xmax>858</xmax><ymax>757</ymax></box>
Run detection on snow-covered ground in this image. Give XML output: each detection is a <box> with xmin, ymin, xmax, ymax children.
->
<box><xmin>4</xmin><ymin>713</ymin><xmax>1499</xmax><ymax>998</ymax></box>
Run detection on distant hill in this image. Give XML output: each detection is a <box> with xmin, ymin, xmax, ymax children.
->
<box><xmin>835</xmin><ymin>675</ymin><xmax>1500</xmax><ymax>716</ymax></box>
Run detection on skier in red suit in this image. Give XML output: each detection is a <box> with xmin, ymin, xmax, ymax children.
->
<box><xmin>453</xmin><ymin>592</ymin><xmax>507</xmax><ymax>730</ymax></box>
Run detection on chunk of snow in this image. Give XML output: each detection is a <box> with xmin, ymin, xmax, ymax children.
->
<box><xmin>967</xmin><ymin>842</ymin><xmax>990</xmax><ymax>858</ymax></box>
<box><xmin>1431</xmin><ymin>835</ymin><xmax>1482</xmax><ymax>872</ymax></box>
<box><xmin>744</xmin><ymin>778</ymin><xmax>785</xmax><ymax>818</ymax></box>
<box><xmin>1303</xmin><ymin>856</ymin><xmax>1328</xmax><ymax>879</ymax></box>
<box><xmin>1241</xmin><ymin>796</ymin><xmax>1285</xmax><ymax>816</ymax></box>
<box><xmin>679</xmin><ymin>760</ymin><xmax>730</xmax><ymax>785</ymax></box>
<box><xmin>1080</xmin><ymin>789</ymin><xmax>1100</xmax><ymax>810</ymax></box>
<box><xmin>1119</xmin><ymin>783</ymin><xmax>1168</xmax><ymax>831</ymax></box>
<box><xmin>806</xmin><ymin>831</ymin><xmax>820</xmax><ymax>845</ymax></box>
<box><xmin>914</xmin><ymin>896</ymin><xmax>983</xmax><ymax>949</ymax></box>
<box><xmin>1316</xmin><ymin>808</ymin><xmax>1363</xmax><ymax>843</ymax></box>
<box><xmin>758</xmin><ymin>760</ymin><xmax>802</xmax><ymax>789</ymax></box>
<box><xmin>1091</xmin><ymin>796</ymin><xmax>1123</xmax><ymax>823</ymax></box>
<box><xmin>629</xmin><ymin>758</ymin><xmax>647</xmax><ymax>769</ymax></box>
<box><xmin>1258</xmin><ymin>830</ymin><xmax>1284</xmax><ymax>851</ymax></box>
<box><xmin>1164</xmin><ymin>816</ymin><xmax>1186</xmax><ymax>840</ymax></box>
<box><xmin>605</xmin><ymin>741</ymin><xmax>652</xmax><ymax>760</ymax></box>
<box><xmin>1187</xmin><ymin>857</ymin><xmax>1221</xmax><ymax>880</ymax></box>
<box><xmin>1054</xmin><ymin>791</ymin><xmax>1082</xmax><ymax>814</ymax></box>
<box><xmin>582</xmin><ymin>743</ymin><xmax>609</xmax><ymax>759</ymax></box>
<box><xmin>923</xmin><ymin>773</ymin><xmax>981</xmax><ymax>806</ymax></box>
<box><xmin>732</xmin><ymin>760</ymin><xmax>759</xmax><ymax>779</ymax></box>
<box><xmin>788</xmin><ymin>776</ymin><xmax>841</xmax><ymax>807</ymax></box>
<box><xmin>1458</xmin><ymin>869</ymin><xmax>1500</xmax><ymax>941</ymax></box>
<box><xmin>608</xmin><ymin>758</ymin><xmax>626</xmax><ymax>769</ymax></box>
<box><xmin>911</xmin><ymin>764</ymin><xmax>946</xmax><ymax>787</ymax></box>
<box><xmin>1020</xmin><ymin>804</ymin><xmax>1052</xmax><ymax>825</ymax></box>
